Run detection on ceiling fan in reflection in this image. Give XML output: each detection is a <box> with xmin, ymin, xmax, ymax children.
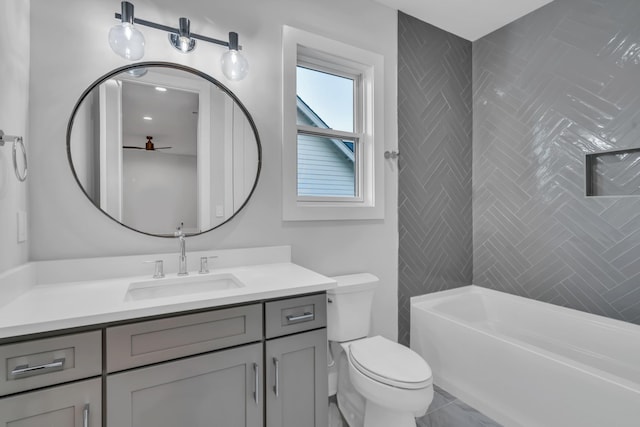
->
<box><xmin>123</xmin><ymin>136</ymin><xmax>172</xmax><ymax>151</ymax></box>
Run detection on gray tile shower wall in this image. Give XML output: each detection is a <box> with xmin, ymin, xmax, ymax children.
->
<box><xmin>398</xmin><ymin>12</ymin><xmax>473</xmax><ymax>345</ymax></box>
<box><xmin>473</xmin><ymin>0</ymin><xmax>640</xmax><ymax>323</ymax></box>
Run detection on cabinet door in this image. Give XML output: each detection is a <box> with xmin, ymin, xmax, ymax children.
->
<box><xmin>266</xmin><ymin>328</ymin><xmax>328</xmax><ymax>427</ymax></box>
<box><xmin>107</xmin><ymin>343</ymin><xmax>263</xmax><ymax>427</ymax></box>
<box><xmin>0</xmin><ymin>378</ymin><xmax>101</xmax><ymax>427</ymax></box>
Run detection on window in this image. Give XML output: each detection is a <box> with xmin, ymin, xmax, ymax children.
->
<box><xmin>296</xmin><ymin>66</ymin><xmax>358</xmax><ymax>199</ymax></box>
<box><xmin>283</xmin><ymin>26</ymin><xmax>385</xmax><ymax>221</ymax></box>
<box><xmin>296</xmin><ymin>66</ymin><xmax>362</xmax><ymax>200</ymax></box>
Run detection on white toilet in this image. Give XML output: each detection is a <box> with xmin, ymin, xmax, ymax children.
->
<box><xmin>327</xmin><ymin>273</ymin><xmax>433</xmax><ymax>427</ymax></box>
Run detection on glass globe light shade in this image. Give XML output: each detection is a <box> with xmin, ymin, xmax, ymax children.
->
<box><xmin>221</xmin><ymin>50</ymin><xmax>249</xmax><ymax>81</ymax></box>
<box><xmin>108</xmin><ymin>22</ymin><xmax>145</xmax><ymax>61</ymax></box>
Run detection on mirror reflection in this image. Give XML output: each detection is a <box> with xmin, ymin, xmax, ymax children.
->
<box><xmin>68</xmin><ymin>63</ymin><xmax>261</xmax><ymax>236</ymax></box>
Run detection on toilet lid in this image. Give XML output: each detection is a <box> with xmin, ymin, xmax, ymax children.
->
<box><xmin>348</xmin><ymin>336</ymin><xmax>432</xmax><ymax>389</ymax></box>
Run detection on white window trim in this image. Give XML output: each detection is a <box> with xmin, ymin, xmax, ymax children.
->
<box><xmin>282</xmin><ymin>26</ymin><xmax>385</xmax><ymax>221</ymax></box>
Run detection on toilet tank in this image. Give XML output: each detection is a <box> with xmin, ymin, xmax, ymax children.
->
<box><xmin>327</xmin><ymin>273</ymin><xmax>379</xmax><ymax>342</ymax></box>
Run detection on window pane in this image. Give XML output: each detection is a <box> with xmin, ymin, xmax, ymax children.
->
<box><xmin>296</xmin><ymin>66</ymin><xmax>354</xmax><ymax>133</ymax></box>
<box><xmin>297</xmin><ymin>133</ymin><xmax>356</xmax><ymax>197</ymax></box>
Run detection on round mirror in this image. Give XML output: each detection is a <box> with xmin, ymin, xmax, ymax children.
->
<box><xmin>67</xmin><ymin>62</ymin><xmax>261</xmax><ymax>237</ymax></box>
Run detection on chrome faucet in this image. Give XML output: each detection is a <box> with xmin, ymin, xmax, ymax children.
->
<box><xmin>175</xmin><ymin>224</ymin><xmax>188</xmax><ymax>276</ymax></box>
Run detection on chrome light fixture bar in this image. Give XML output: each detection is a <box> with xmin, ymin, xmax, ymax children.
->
<box><xmin>109</xmin><ymin>1</ymin><xmax>249</xmax><ymax>80</ymax></box>
<box><xmin>169</xmin><ymin>18</ymin><xmax>196</xmax><ymax>53</ymax></box>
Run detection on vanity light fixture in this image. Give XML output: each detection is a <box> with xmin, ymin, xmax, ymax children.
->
<box><xmin>220</xmin><ymin>32</ymin><xmax>249</xmax><ymax>81</ymax></box>
<box><xmin>169</xmin><ymin>18</ymin><xmax>196</xmax><ymax>53</ymax></box>
<box><xmin>109</xmin><ymin>1</ymin><xmax>249</xmax><ymax>81</ymax></box>
<box><xmin>108</xmin><ymin>1</ymin><xmax>145</xmax><ymax>60</ymax></box>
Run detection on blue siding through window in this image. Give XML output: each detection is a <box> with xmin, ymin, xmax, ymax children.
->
<box><xmin>297</xmin><ymin>133</ymin><xmax>355</xmax><ymax>197</ymax></box>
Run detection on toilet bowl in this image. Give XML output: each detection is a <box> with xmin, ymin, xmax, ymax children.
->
<box><xmin>327</xmin><ymin>274</ymin><xmax>433</xmax><ymax>427</ymax></box>
<box><xmin>349</xmin><ymin>336</ymin><xmax>433</xmax><ymax>425</ymax></box>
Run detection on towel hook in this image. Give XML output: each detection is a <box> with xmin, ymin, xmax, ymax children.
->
<box><xmin>0</xmin><ymin>130</ymin><xmax>27</xmax><ymax>182</ymax></box>
<box><xmin>384</xmin><ymin>150</ymin><xmax>400</xmax><ymax>160</ymax></box>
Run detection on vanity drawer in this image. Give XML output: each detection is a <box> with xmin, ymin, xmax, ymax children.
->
<box><xmin>0</xmin><ymin>331</ymin><xmax>102</xmax><ymax>397</ymax></box>
<box><xmin>106</xmin><ymin>304</ymin><xmax>262</xmax><ymax>373</ymax></box>
<box><xmin>265</xmin><ymin>293</ymin><xmax>327</xmax><ymax>339</ymax></box>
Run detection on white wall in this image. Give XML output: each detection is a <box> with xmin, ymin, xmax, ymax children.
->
<box><xmin>122</xmin><ymin>151</ymin><xmax>198</xmax><ymax>234</ymax></box>
<box><xmin>28</xmin><ymin>0</ymin><xmax>399</xmax><ymax>339</ymax></box>
<box><xmin>0</xmin><ymin>0</ymin><xmax>30</xmax><ymax>273</ymax></box>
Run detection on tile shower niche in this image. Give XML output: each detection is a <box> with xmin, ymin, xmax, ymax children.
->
<box><xmin>586</xmin><ymin>148</ymin><xmax>640</xmax><ymax>197</ymax></box>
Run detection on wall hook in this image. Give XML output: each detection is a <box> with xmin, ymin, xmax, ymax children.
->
<box><xmin>384</xmin><ymin>150</ymin><xmax>400</xmax><ymax>159</ymax></box>
<box><xmin>0</xmin><ymin>130</ymin><xmax>28</xmax><ymax>182</ymax></box>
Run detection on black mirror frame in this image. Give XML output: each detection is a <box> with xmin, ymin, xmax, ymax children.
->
<box><xmin>66</xmin><ymin>62</ymin><xmax>262</xmax><ymax>238</ymax></box>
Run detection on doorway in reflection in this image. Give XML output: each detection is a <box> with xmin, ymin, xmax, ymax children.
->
<box><xmin>121</xmin><ymin>82</ymin><xmax>199</xmax><ymax>234</ymax></box>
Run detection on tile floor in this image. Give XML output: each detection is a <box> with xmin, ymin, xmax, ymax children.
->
<box><xmin>416</xmin><ymin>386</ymin><xmax>502</xmax><ymax>427</ymax></box>
<box><xmin>329</xmin><ymin>385</ymin><xmax>502</xmax><ymax>427</ymax></box>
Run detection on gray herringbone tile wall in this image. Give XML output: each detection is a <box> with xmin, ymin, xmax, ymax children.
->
<box><xmin>473</xmin><ymin>0</ymin><xmax>640</xmax><ymax>323</ymax></box>
<box><xmin>398</xmin><ymin>12</ymin><xmax>473</xmax><ymax>345</ymax></box>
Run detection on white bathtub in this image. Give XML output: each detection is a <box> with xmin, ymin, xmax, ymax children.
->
<box><xmin>410</xmin><ymin>285</ymin><xmax>640</xmax><ymax>427</ymax></box>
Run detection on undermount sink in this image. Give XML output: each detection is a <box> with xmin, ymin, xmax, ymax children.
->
<box><xmin>125</xmin><ymin>273</ymin><xmax>245</xmax><ymax>301</ymax></box>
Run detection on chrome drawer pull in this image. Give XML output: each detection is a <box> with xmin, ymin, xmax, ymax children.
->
<box><xmin>273</xmin><ymin>357</ymin><xmax>280</xmax><ymax>397</ymax></box>
<box><xmin>253</xmin><ymin>363</ymin><xmax>259</xmax><ymax>405</ymax></box>
<box><xmin>286</xmin><ymin>312</ymin><xmax>314</xmax><ymax>323</ymax></box>
<box><xmin>83</xmin><ymin>403</ymin><xmax>90</xmax><ymax>427</ymax></box>
<box><xmin>10</xmin><ymin>358</ymin><xmax>66</xmax><ymax>377</ymax></box>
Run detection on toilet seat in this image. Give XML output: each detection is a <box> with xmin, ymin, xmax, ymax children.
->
<box><xmin>348</xmin><ymin>336</ymin><xmax>432</xmax><ymax>390</ymax></box>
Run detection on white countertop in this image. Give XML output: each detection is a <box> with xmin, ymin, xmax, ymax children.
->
<box><xmin>0</xmin><ymin>247</ymin><xmax>337</xmax><ymax>340</ymax></box>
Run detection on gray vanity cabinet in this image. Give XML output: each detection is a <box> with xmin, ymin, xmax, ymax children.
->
<box><xmin>0</xmin><ymin>293</ymin><xmax>328</xmax><ymax>427</ymax></box>
<box><xmin>265</xmin><ymin>294</ymin><xmax>328</xmax><ymax>427</ymax></box>
<box><xmin>0</xmin><ymin>331</ymin><xmax>102</xmax><ymax>427</ymax></box>
<box><xmin>107</xmin><ymin>343</ymin><xmax>263</xmax><ymax>427</ymax></box>
<box><xmin>105</xmin><ymin>304</ymin><xmax>264</xmax><ymax>427</ymax></box>
<box><xmin>0</xmin><ymin>378</ymin><xmax>102</xmax><ymax>427</ymax></box>
<box><xmin>265</xmin><ymin>328</ymin><xmax>328</xmax><ymax>427</ymax></box>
